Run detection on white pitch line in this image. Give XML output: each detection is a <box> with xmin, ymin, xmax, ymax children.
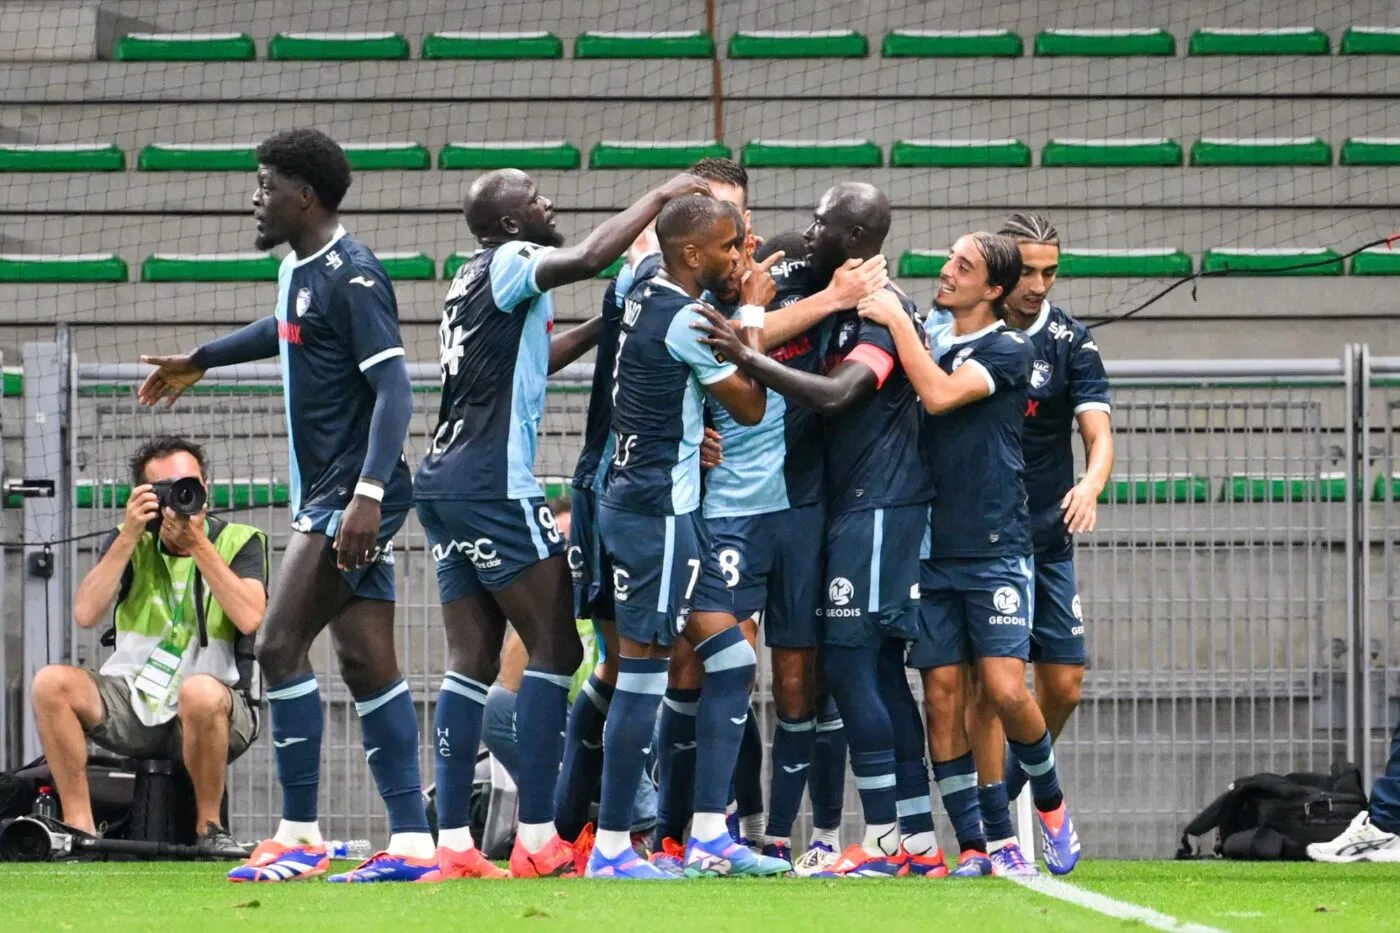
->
<box><xmin>1010</xmin><ymin>874</ymin><xmax>1230</xmax><ymax>933</ymax></box>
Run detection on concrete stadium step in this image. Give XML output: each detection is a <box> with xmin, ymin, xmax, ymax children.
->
<box><xmin>1340</xmin><ymin>26</ymin><xmax>1400</xmax><ymax>55</ymax></box>
<box><xmin>890</xmin><ymin>139</ymin><xmax>1031</xmax><ymax>167</ymax></box>
<box><xmin>900</xmin><ymin>248</ymin><xmax>1194</xmax><ymax>278</ymax></box>
<box><xmin>438</xmin><ymin>140</ymin><xmax>581</xmax><ymax>170</ymax></box>
<box><xmin>1340</xmin><ymin>138</ymin><xmax>1400</xmax><ymax>166</ymax></box>
<box><xmin>0</xmin><ymin>143</ymin><xmax>123</xmax><ymax>171</ymax></box>
<box><xmin>1190</xmin><ymin>137</ymin><xmax>1333</xmax><ymax>167</ymax></box>
<box><xmin>267</xmin><ymin>31</ymin><xmax>411</xmax><ymax>61</ymax></box>
<box><xmin>588</xmin><ymin>140</ymin><xmax>731</xmax><ymax>169</ymax></box>
<box><xmin>1188</xmin><ymin>27</ymin><xmax>1331</xmax><ymax>56</ymax></box>
<box><xmin>741</xmin><ymin>139</ymin><xmax>883</xmax><ymax>168</ymax></box>
<box><xmin>573</xmin><ymin>31</ymin><xmax>714</xmax><ymax>59</ymax></box>
<box><xmin>136</xmin><ymin>141</ymin><xmax>432</xmax><ymax>171</ymax></box>
<box><xmin>880</xmin><ymin>29</ymin><xmax>1023</xmax><ymax>58</ymax></box>
<box><xmin>1033</xmin><ymin>28</ymin><xmax>1177</xmax><ymax>57</ymax></box>
<box><xmin>727</xmin><ymin>30</ymin><xmax>869</xmax><ymax>59</ymax></box>
<box><xmin>114</xmin><ymin>32</ymin><xmax>256</xmax><ymax>61</ymax></box>
<box><xmin>0</xmin><ymin>254</ymin><xmax>127</xmax><ymax>282</ymax></box>
<box><xmin>1201</xmin><ymin>247</ymin><xmax>1344</xmax><ymax>275</ymax></box>
<box><xmin>420</xmin><ymin>31</ymin><xmax>563</xmax><ymax>60</ymax></box>
<box><xmin>1041</xmin><ymin>138</ymin><xmax>1183</xmax><ymax>167</ymax></box>
<box><xmin>1223</xmin><ymin>473</ymin><xmax>1351</xmax><ymax>503</ymax></box>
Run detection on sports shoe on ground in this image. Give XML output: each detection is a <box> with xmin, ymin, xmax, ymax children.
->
<box><xmin>1037</xmin><ymin>803</ymin><xmax>1081</xmax><ymax>875</ymax></box>
<box><xmin>762</xmin><ymin>841</ymin><xmax>793</xmax><ymax>865</ymax></box>
<box><xmin>903</xmin><ymin>846</ymin><xmax>949</xmax><ymax>878</ymax></box>
<box><xmin>228</xmin><ymin>840</ymin><xmax>329</xmax><ymax>882</ymax></box>
<box><xmin>571</xmin><ymin>823</ymin><xmax>596</xmax><ymax>876</ymax></box>
<box><xmin>436</xmin><ymin>846</ymin><xmax>509</xmax><ymax>879</ymax></box>
<box><xmin>1308</xmin><ymin>811</ymin><xmax>1400</xmax><ymax>863</ymax></box>
<box><xmin>327</xmin><ymin>851</ymin><xmax>441</xmax><ymax>883</ymax></box>
<box><xmin>195</xmin><ymin>821</ymin><xmax>247</xmax><ymax>858</ymax></box>
<box><xmin>989</xmin><ymin>842</ymin><xmax>1039</xmax><ymax>877</ymax></box>
<box><xmin>949</xmin><ymin>850</ymin><xmax>993</xmax><ymax>878</ymax></box>
<box><xmin>586</xmin><ymin>845</ymin><xmax>681</xmax><ymax>879</ymax></box>
<box><xmin>736</xmin><ymin>836</ymin><xmax>762</xmax><ymax>853</ymax></box>
<box><xmin>791</xmin><ymin>840</ymin><xmax>839</xmax><ymax>877</ymax></box>
<box><xmin>684</xmin><ymin>834</ymin><xmax>792</xmax><ymax>877</ymax></box>
<box><xmin>811</xmin><ymin>843</ymin><xmax>907</xmax><ymax>878</ymax></box>
<box><xmin>648</xmin><ymin>838</ymin><xmax>687</xmax><ymax>876</ymax></box>
<box><xmin>509</xmin><ymin>833</ymin><xmax>577</xmax><ymax>878</ymax></box>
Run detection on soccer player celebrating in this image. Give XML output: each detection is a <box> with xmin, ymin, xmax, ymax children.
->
<box><xmin>963</xmin><ymin>213</ymin><xmax>1111</xmax><ymax>873</ymax></box>
<box><xmin>139</xmin><ymin>128</ymin><xmax>435</xmax><ymax>883</ymax></box>
<box><xmin>696</xmin><ymin>182</ymin><xmax>931</xmax><ymax>877</ymax></box>
<box><xmin>413</xmin><ymin>168</ymin><xmax>711</xmax><ymax>878</ymax></box>
<box><xmin>860</xmin><ymin>231</ymin><xmax>1081</xmax><ymax>877</ymax></box>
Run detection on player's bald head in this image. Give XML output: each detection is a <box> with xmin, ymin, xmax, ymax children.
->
<box><xmin>804</xmin><ymin>182</ymin><xmax>890</xmax><ymax>277</ymax></box>
<box><xmin>462</xmin><ymin>168</ymin><xmax>561</xmax><ymax>247</ymax></box>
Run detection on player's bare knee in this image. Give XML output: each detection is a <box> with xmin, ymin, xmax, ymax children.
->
<box><xmin>772</xmin><ymin>672</ymin><xmax>811</xmax><ymax>720</ymax></box>
<box><xmin>30</xmin><ymin>665</ymin><xmax>77</xmax><ymax>708</ymax></box>
<box><xmin>254</xmin><ymin>629</ymin><xmax>308</xmax><ymax>685</ymax></box>
<box><xmin>668</xmin><ymin>647</ymin><xmax>704</xmax><ymax>690</ymax></box>
<box><xmin>177</xmin><ymin>674</ymin><xmax>230</xmax><ymax>722</ymax></box>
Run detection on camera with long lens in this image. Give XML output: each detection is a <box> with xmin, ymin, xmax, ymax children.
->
<box><xmin>151</xmin><ymin>477</ymin><xmax>207</xmax><ymax>517</ymax></box>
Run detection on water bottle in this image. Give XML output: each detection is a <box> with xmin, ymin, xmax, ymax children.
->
<box><xmin>328</xmin><ymin>839</ymin><xmax>373</xmax><ymax>859</ymax></box>
<box><xmin>32</xmin><ymin>786</ymin><xmax>56</xmax><ymax>820</ymax></box>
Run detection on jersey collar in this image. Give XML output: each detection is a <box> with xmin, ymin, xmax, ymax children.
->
<box><xmin>652</xmin><ymin>270</ymin><xmax>692</xmax><ymax>297</ymax></box>
<box><xmin>1022</xmin><ymin>300</ymin><xmax>1052</xmax><ymax>337</ymax></box>
<box><xmin>944</xmin><ymin>319</ymin><xmax>1006</xmax><ymax>346</ymax></box>
<box><xmin>290</xmin><ymin>224</ymin><xmax>348</xmax><ymax>269</ymax></box>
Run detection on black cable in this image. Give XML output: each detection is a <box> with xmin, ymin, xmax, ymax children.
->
<box><xmin>12</xmin><ymin>503</ymin><xmax>273</xmax><ymax>550</ymax></box>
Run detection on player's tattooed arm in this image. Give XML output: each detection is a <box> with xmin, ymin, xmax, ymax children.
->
<box><xmin>857</xmin><ymin>290</ymin><xmax>988</xmax><ymax>415</ymax></box>
<box><xmin>138</xmin><ymin>316</ymin><xmax>279</xmax><ymax>407</ymax></box>
<box><xmin>549</xmin><ymin>315</ymin><xmax>603</xmax><ymax>374</ymax></box>
<box><xmin>754</xmin><ymin>255</ymin><xmax>889</xmax><ymax>349</ymax></box>
<box><xmin>534</xmin><ymin>173</ymin><xmax>712</xmax><ymax>292</ymax></box>
<box><xmin>1064</xmin><ymin>410</ymin><xmax>1113</xmax><ymax>534</ymax></box>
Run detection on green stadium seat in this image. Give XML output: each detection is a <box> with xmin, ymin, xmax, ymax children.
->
<box><xmin>114</xmin><ymin>32</ymin><xmax>256</xmax><ymax>61</ymax></box>
<box><xmin>890</xmin><ymin>139</ymin><xmax>1031</xmax><ymax>167</ymax></box>
<box><xmin>421</xmin><ymin>31</ymin><xmax>563</xmax><ymax>59</ymax></box>
<box><xmin>75</xmin><ymin>479</ymin><xmax>292</xmax><ymax>509</ymax></box>
<box><xmin>1101</xmin><ymin>474</ymin><xmax>1211</xmax><ymax>504</ymax></box>
<box><xmin>574</xmin><ymin>31</ymin><xmax>714</xmax><ymax>58</ymax></box>
<box><xmin>1374</xmin><ymin>474</ymin><xmax>1400</xmax><ymax>501</ymax></box>
<box><xmin>1190</xmin><ymin>137</ymin><xmax>1332</xmax><ymax>166</ymax></box>
<box><xmin>142</xmin><ymin>254</ymin><xmax>279</xmax><ymax>282</ymax></box>
<box><xmin>589</xmin><ymin>140</ymin><xmax>732</xmax><ymax>169</ymax></box>
<box><xmin>445</xmin><ymin>251</ymin><xmax>619</xmax><ymax>279</ymax></box>
<box><xmin>881</xmin><ymin>29</ymin><xmax>1023</xmax><ymax>58</ymax></box>
<box><xmin>1339</xmin><ymin>137</ymin><xmax>1400</xmax><ymax>165</ymax></box>
<box><xmin>0</xmin><ymin>143</ymin><xmax>124</xmax><ymax>172</ymax></box>
<box><xmin>1058</xmin><ymin>249</ymin><xmax>1193</xmax><ymax>277</ymax></box>
<box><xmin>439</xmin><ymin>141</ymin><xmax>581</xmax><ymax>170</ymax></box>
<box><xmin>1</xmin><ymin>367</ymin><xmax>21</xmax><ymax>398</ymax></box>
<box><xmin>267</xmin><ymin>32</ymin><xmax>410</xmax><ymax>61</ymax></box>
<box><xmin>138</xmin><ymin>143</ymin><xmax>255</xmax><ymax>171</ymax></box>
<box><xmin>598</xmin><ymin>258</ymin><xmax>624</xmax><ymax>279</ymax></box>
<box><xmin>1201</xmin><ymin>248</ymin><xmax>1344</xmax><ymax>276</ymax></box>
<box><xmin>1041</xmin><ymin>138</ymin><xmax>1183</xmax><ymax>167</ymax></box>
<box><xmin>1188</xmin><ymin>27</ymin><xmax>1330</xmax><ymax>55</ymax></box>
<box><xmin>1034</xmin><ymin>28</ymin><xmax>1176</xmax><ymax>57</ymax></box>
<box><xmin>1224</xmin><ymin>473</ymin><xmax>1350</xmax><ymax>502</ymax></box>
<box><xmin>342</xmin><ymin>142</ymin><xmax>431</xmax><ymax>171</ymax></box>
<box><xmin>898</xmin><ymin>250</ymin><xmax>945</xmax><ymax>277</ymax></box>
<box><xmin>1349</xmin><ymin>246</ymin><xmax>1400</xmax><ymax>276</ymax></box>
<box><xmin>377</xmin><ymin>252</ymin><xmax>436</xmax><ymax>280</ymax></box>
<box><xmin>741</xmin><ymin>139</ymin><xmax>882</xmax><ymax>168</ymax></box>
<box><xmin>1340</xmin><ymin>27</ymin><xmax>1400</xmax><ymax>55</ymax></box>
<box><xmin>728</xmin><ymin>30</ymin><xmax>868</xmax><ymax>59</ymax></box>
<box><xmin>0</xmin><ymin>254</ymin><xmax>128</xmax><ymax>283</ymax></box>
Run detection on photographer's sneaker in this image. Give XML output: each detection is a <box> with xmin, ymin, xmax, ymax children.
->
<box><xmin>195</xmin><ymin>822</ymin><xmax>247</xmax><ymax>858</ymax></box>
<box><xmin>1308</xmin><ymin>812</ymin><xmax>1400</xmax><ymax>863</ymax></box>
<box><xmin>228</xmin><ymin>840</ymin><xmax>329</xmax><ymax>882</ymax></box>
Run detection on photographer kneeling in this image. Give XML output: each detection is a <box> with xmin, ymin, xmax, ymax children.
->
<box><xmin>29</xmin><ymin>437</ymin><xmax>268</xmax><ymax>851</ymax></box>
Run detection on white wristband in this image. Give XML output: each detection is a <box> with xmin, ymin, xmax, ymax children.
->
<box><xmin>354</xmin><ymin>481</ymin><xmax>384</xmax><ymax>502</ymax></box>
<box><xmin>739</xmin><ymin>304</ymin><xmax>766</xmax><ymax>329</ymax></box>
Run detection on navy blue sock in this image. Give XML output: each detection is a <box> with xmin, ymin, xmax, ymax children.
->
<box><xmin>355</xmin><ymin>678</ymin><xmax>429</xmax><ymax>834</ymax></box>
<box><xmin>896</xmin><ymin>759</ymin><xmax>935</xmax><ymax>838</ymax></box>
<box><xmin>433</xmin><ymin>672</ymin><xmax>488</xmax><ymax>831</ymax></box>
<box><xmin>267</xmin><ymin>674</ymin><xmax>323</xmax><ymax>823</ymax></box>
<box><xmin>934</xmin><ymin>753</ymin><xmax>986</xmax><ymax>853</ymax></box>
<box><xmin>599</xmin><ymin>658</ymin><xmax>668</xmax><ymax>832</ymax></box>
<box><xmin>656</xmin><ymin>686</ymin><xmax>699</xmax><ymax>843</ymax></box>
<box><xmin>766</xmin><ymin>713</ymin><xmax>816</xmax><ymax>839</ymax></box>
<box><xmin>515</xmin><ymin>666</ymin><xmax>572</xmax><ymax>825</ymax></box>
<box><xmin>880</xmin><ymin>638</ymin><xmax>933</xmax><ymax>838</ymax></box>
<box><xmin>692</xmin><ymin>628</ymin><xmax>758</xmax><ymax>823</ymax></box>
<box><xmin>824</xmin><ymin>644</ymin><xmax>896</xmax><ymax>826</ymax></box>
<box><xmin>810</xmin><ymin>697</ymin><xmax>847</xmax><ymax>831</ymax></box>
<box><xmin>979</xmin><ymin>782</ymin><xmax>1016</xmax><ymax>844</ymax></box>
<box><xmin>735</xmin><ymin>704</ymin><xmax>764</xmax><ymax>819</ymax></box>
<box><xmin>1008</xmin><ymin>730</ymin><xmax>1063</xmax><ymax>812</ymax></box>
<box><xmin>554</xmin><ymin>673</ymin><xmax>612</xmax><ymax>841</ymax></box>
<box><xmin>1004</xmin><ymin>754</ymin><xmax>1028</xmax><ymax>802</ymax></box>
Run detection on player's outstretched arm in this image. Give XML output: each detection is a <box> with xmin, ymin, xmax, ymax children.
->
<box><xmin>755</xmin><ymin>255</ymin><xmax>889</xmax><ymax>349</ymax></box>
<box><xmin>549</xmin><ymin>315</ymin><xmax>603</xmax><ymax>374</ymax></box>
<box><xmin>858</xmin><ymin>291</ymin><xmax>989</xmax><ymax>415</ymax></box>
<box><xmin>533</xmin><ymin>174</ymin><xmax>711</xmax><ymax>293</ymax></box>
<box><xmin>137</xmin><ymin>315</ymin><xmax>278</xmax><ymax>407</ymax></box>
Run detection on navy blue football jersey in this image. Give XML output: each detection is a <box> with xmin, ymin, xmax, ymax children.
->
<box><xmin>274</xmin><ymin>227</ymin><xmax>412</xmax><ymax>514</ymax></box>
<box><xmin>603</xmin><ymin>272</ymin><xmax>737</xmax><ymax>516</ymax></box>
<box><xmin>821</xmin><ymin>285</ymin><xmax>931</xmax><ymax>515</ymax></box>
<box><xmin>415</xmin><ymin>240</ymin><xmax>558</xmax><ymax>501</ymax></box>
<box><xmin>1020</xmin><ymin>302</ymin><xmax>1112</xmax><ymax>560</ymax></box>
<box><xmin>922</xmin><ymin>320</ymin><xmax>1034</xmax><ymax>559</ymax></box>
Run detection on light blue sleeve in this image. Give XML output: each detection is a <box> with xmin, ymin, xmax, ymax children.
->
<box><xmin>665</xmin><ymin>304</ymin><xmax>737</xmax><ymax>386</ymax></box>
<box><xmin>924</xmin><ymin>310</ymin><xmax>955</xmax><ymax>363</ymax></box>
<box><xmin>488</xmin><ymin>240</ymin><xmax>557</xmax><ymax>311</ymax></box>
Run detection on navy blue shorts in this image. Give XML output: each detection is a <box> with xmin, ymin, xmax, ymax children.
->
<box><xmin>1030</xmin><ymin>557</ymin><xmax>1086</xmax><ymax>665</ymax></box>
<box><xmin>569</xmin><ymin>486</ymin><xmax>615</xmax><ymax>623</ymax></box>
<box><xmin>598</xmin><ymin>506</ymin><xmax>732</xmax><ymax>648</ymax></box>
<box><xmin>416</xmin><ymin>496</ymin><xmax>566</xmax><ymax>602</ymax></box>
<box><xmin>822</xmin><ymin>505</ymin><xmax>923</xmax><ymax>649</ymax></box>
<box><xmin>907</xmin><ymin>555</ymin><xmax>1035</xmax><ymax>669</ymax></box>
<box><xmin>703</xmin><ymin>502</ymin><xmax>825</xmax><ymax>649</ymax></box>
<box><xmin>292</xmin><ymin>506</ymin><xmax>407</xmax><ymax>603</ymax></box>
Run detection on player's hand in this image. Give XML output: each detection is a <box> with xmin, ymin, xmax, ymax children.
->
<box><xmin>656</xmin><ymin>173</ymin><xmax>713</xmax><ymax>202</ymax></box>
<box><xmin>1061</xmin><ymin>481</ymin><xmax>1101</xmax><ymax>535</ymax></box>
<box><xmin>121</xmin><ymin>485</ymin><xmax>160</xmax><ymax>540</ymax></box>
<box><xmin>138</xmin><ymin>352</ymin><xmax>205</xmax><ymax>408</ymax></box>
<box><xmin>159</xmin><ymin>506</ymin><xmax>207</xmax><ymax>553</ymax></box>
<box><xmin>828</xmin><ymin>255</ymin><xmax>889</xmax><ymax>309</ymax></box>
<box><xmin>700</xmin><ymin>427</ymin><xmax>724</xmax><ymax>469</ymax></box>
<box><xmin>692</xmin><ymin>302</ymin><xmax>750</xmax><ymax>366</ymax></box>
<box><xmin>334</xmin><ymin>493</ymin><xmax>383</xmax><ymax>572</ymax></box>
<box><xmin>739</xmin><ymin>250</ymin><xmax>784</xmax><ymax>309</ymax></box>
<box><xmin>856</xmin><ymin>288</ymin><xmax>905</xmax><ymax>329</ymax></box>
